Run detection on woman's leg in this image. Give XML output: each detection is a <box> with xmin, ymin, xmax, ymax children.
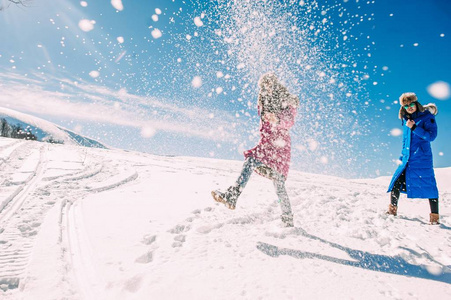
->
<box><xmin>429</xmin><ymin>198</ymin><xmax>440</xmax><ymax>224</ymax></box>
<box><xmin>387</xmin><ymin>171</ymin><xmax>406</xmax><ymax>216</ymax></box>
<box><xmin>212</xmin><ymin>157</ymin><xmax>262</xmax><ymax>209</ymax></box>
<box><xmin>273</xmin><ymin>176</ymin><xmax>293</xmax><ymax>226</ymax></box>
<box><xmin>235</xmin><ymin>157</ymin><xmax>261</xmax><ymax>189</ymax></box>
<box><xmin>390</xmin><ymin>171</ymin><xmax>406</xmax><ymax>207</ymax></box>
<box><xmin>429</xmin><ymin>198</ymin><xmax>439</xmax><ymax>214</ymax></box>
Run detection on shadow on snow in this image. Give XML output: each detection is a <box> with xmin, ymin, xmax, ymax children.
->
<box><xmin>257</xmin><ymin>227</ymin><xmax>451</xmax><ymax>284</ymax></box>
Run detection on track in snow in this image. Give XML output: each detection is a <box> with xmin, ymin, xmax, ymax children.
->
<box><xmin>0</xmin><ymin>138</ymin><xmax>138</xmax><ymax>294</ymax></box>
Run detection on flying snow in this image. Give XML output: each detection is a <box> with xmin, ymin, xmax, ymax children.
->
<box><xmin>141</xmin><ymin>126</ymin><xmax>156</xmax><ymax>138</ymax></box>
<box><xmin>89</xmin><ymin>70</ymin><xmax>100</xmax><ymax>78</ymax></box>
<box><xmin>73</xmin><ymin>124</ymin><xmax>83</xmax><ymax>133</ymax></box>
<box><xmin>295</xmin><ymin>144</ymin><xmax>307</xmax><ymax>152</ymax></box>
<box><xmin>307</xmin><ymin>139</ymin><xmax>319</xmax><ymax>151</ymax></box>
<box><xmin>274</xmin><ymin>138</ymin><xmax>287</xmax><ymax>148</ymax></box>
<box><xmin>80</xmin><ymin>1</ymin><xmax>88</xmax><ymax>7</ymax></box>
<box><xmin>151</xmin><ymin>29</ymin><xmax>162</xmax><ymax>39</ymax></box>
<box><xmin>427</xmin><ymin>81</ymin><xmax>450</xmax><ymax>100</ymax></box>
<box><xmin>78</xmin><ymin>19</ymin><xmax>95</xmax><ymax>32</ymax></box>
<box><xmin>194</xmin><ymin>17</ymin><xmax>204</xmax><ymax>27</ymax></box>
<box><xmin>69</xmin><ymin>0</ymin><xmax>380</xmax><ymax>177</ymax></box>
<box><xmin>111</xmin><ymin>0</ymin><xmax>124</xmax><ymax>11</ymax></box>
<box><xmin>390</xmin><ymin>128</ymin><xmax>402</xmax><ymax>137</ymax></box>
<box><xmin>191</xmin><ymin>76</ymin><xmax>202</xmax><ymax>88</ymax></box>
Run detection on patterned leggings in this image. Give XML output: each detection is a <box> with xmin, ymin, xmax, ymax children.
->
<box><xmin>235</xmin><ymin>157</ymin><xmax>293</xmax><ymax>216</ymax></box>
<box><xmin>391</xmin><ymin>171</ymin><xmax>439</xmax><ymax>214</ymax></box>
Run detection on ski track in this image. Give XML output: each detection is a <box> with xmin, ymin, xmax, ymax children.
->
<box><xmin>0</xmin><ymin>139</ymin><xmax>139</xmax><ymax>296</ymax></box>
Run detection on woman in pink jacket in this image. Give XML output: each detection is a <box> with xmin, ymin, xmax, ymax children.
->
<box><xmin>212</xmin><ymin>73</ymin><xmax>299</xmax><ymax>227</ymax></box>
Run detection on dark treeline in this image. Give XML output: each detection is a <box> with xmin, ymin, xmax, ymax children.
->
<box><xmin>1</xmin><ymin>118</ymin><xmax>38</xmax><ymax>141</ymax></box>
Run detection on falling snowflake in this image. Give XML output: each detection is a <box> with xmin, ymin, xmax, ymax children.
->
<box><xmin>111</xmin><ymin>0</ymin><xmax>124</xmax><ymax>11</ymax></box>
<box><xmin>427</xmin><ymin>81</ymin><xmax>450</xmax><ymax>100</ymax></box>
<box><xmin>78</xmin><ymin>19</ymin><xmax>95</xmax><ymax>32</ymax></box>
<box><xmin>89</xmin><ymin>70</ymin><xmax>100</xmax><ymax>78</ymax></box>
<box><xmin>141</xmin><ymin>126</ymin><xmax>156</xmax><ymax>138</ymax></box>
<box><xmin>151</xmin><ymin>29</ymin><xmax>162</xmax><ymax>39</ymax></box>
<box><xmin>194</xmin><ymin>17</ymin><xmax>204</xmax><ymax>27</ymax></box>
<box><xmin>191</xmin><ymin>76</ymin><xmax>202</xmax><ymax>88</ymax></box>
<box><xmin>390</xmin><ymin>128</ymin><xmax>402</xmax><ymax>137</ymax></box>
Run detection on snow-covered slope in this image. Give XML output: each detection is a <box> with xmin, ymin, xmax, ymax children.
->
<box><xmin>0</xmin><ymin>107</ymin><xmax>106</xmax><ymax>148</ymax></box>
<box><xmin>0</xmin><ymin>137</ymin><xmax>450</xmax><ymax>299</ymax></box>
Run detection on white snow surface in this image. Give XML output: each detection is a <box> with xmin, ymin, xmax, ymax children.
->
<box><xmin>0</xmin><ymin>137</ymin><xmax>450</xmax><ymax>299</ymax></box>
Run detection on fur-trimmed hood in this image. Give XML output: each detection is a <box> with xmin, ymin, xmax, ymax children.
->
<box><xmin>423</xmin><ymin>103</ymin><xmax>438</xmax><ymax>115</ymax></box>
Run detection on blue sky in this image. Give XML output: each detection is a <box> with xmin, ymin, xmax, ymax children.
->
<box><xmin>0</xmin><ymin>0</ymin><xmax>450</xmax><ymax>178</ymax></box>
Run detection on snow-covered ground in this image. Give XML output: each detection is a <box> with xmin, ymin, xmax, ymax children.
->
<box><xmin>0</xmin><ymin>137</ymin><xmax>450</xmax><ymax>299</ymax></box>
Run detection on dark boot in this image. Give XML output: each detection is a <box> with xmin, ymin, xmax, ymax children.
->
<box><xmin>211</xmin><ymin>186</ymin><xmax>241</xmax><ymax>210</ymax></box>
<box><xmin>386</xmin><ymin>204</ymin><xmax>397</xmax><ymax>216</ymax></box>
<box><xmin>429</xmin><ymin>213</ymin><xmax>440</xmax><ymax>225</ymax></box>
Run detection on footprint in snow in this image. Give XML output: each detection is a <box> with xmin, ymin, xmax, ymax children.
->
<box><xmin>135</xmin><ymin>251</ymin><xmax>154</xmax><ymax>264</ymax></box>
<box><xmin>172</xmin><ymin>234</ymin><xmax>186</xmax><ymax>248</ymax></box>
<box><xmin>168</xmin><ymin>224</ymin><xmax>190</xmax><ymax>234</ymax></box>
<box><xmin>136</xmin><ymin>235</ymin><xmax>157</xmax><ymax>264</ymax></box>
<box><xmin>141</xmin><ymin>234</ymin><xmax>156</xmax><ymax>245</ymax></box>
<box><xmin>196</xmin><ymin>223</ymin><xmax>223</xmax><ymax>234</ymax></box>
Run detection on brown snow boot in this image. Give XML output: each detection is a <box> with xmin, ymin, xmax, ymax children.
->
<box><xmin>429</xmin><ymin>213</ymin><xmax>440</xmax><ymax>225</ymax></box>
<box><xmin>386</xmin><ymin>204</ymin><xmax>397</xmax><ymax>216</ymax></box>
<box><xmin>211</xmin><ymin>186</ymin><xmax>241</xmax><ymax>210</ymax></box>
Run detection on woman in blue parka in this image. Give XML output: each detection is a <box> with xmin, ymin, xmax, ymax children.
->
<box><xmin>387</xmin><ymin>92</ymin><xmax>440</xmax><ymax>224</ymax></box>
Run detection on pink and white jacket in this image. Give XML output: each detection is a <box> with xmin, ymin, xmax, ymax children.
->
<box><xmin>244</xmin><ymin>106</ymin><xmax>297</xmax><ymax>179</ymax></box>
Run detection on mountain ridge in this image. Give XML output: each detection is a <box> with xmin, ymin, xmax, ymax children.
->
<box><xmin>0</xmin><ymin>106</ymin><xmax>107</xmax><ymax>148</ymax></box>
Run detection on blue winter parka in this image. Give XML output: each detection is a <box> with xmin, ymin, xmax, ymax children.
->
<box><xmin>387</xmin><ymin>109</ymin><xmax>439</xmax><ymax>199</ymax></box>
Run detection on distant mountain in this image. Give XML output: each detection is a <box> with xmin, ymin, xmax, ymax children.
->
<box><xmin>0</xmin><ymin>107</ymin><xmax>107</xmax><ymax>148</ymax></box>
